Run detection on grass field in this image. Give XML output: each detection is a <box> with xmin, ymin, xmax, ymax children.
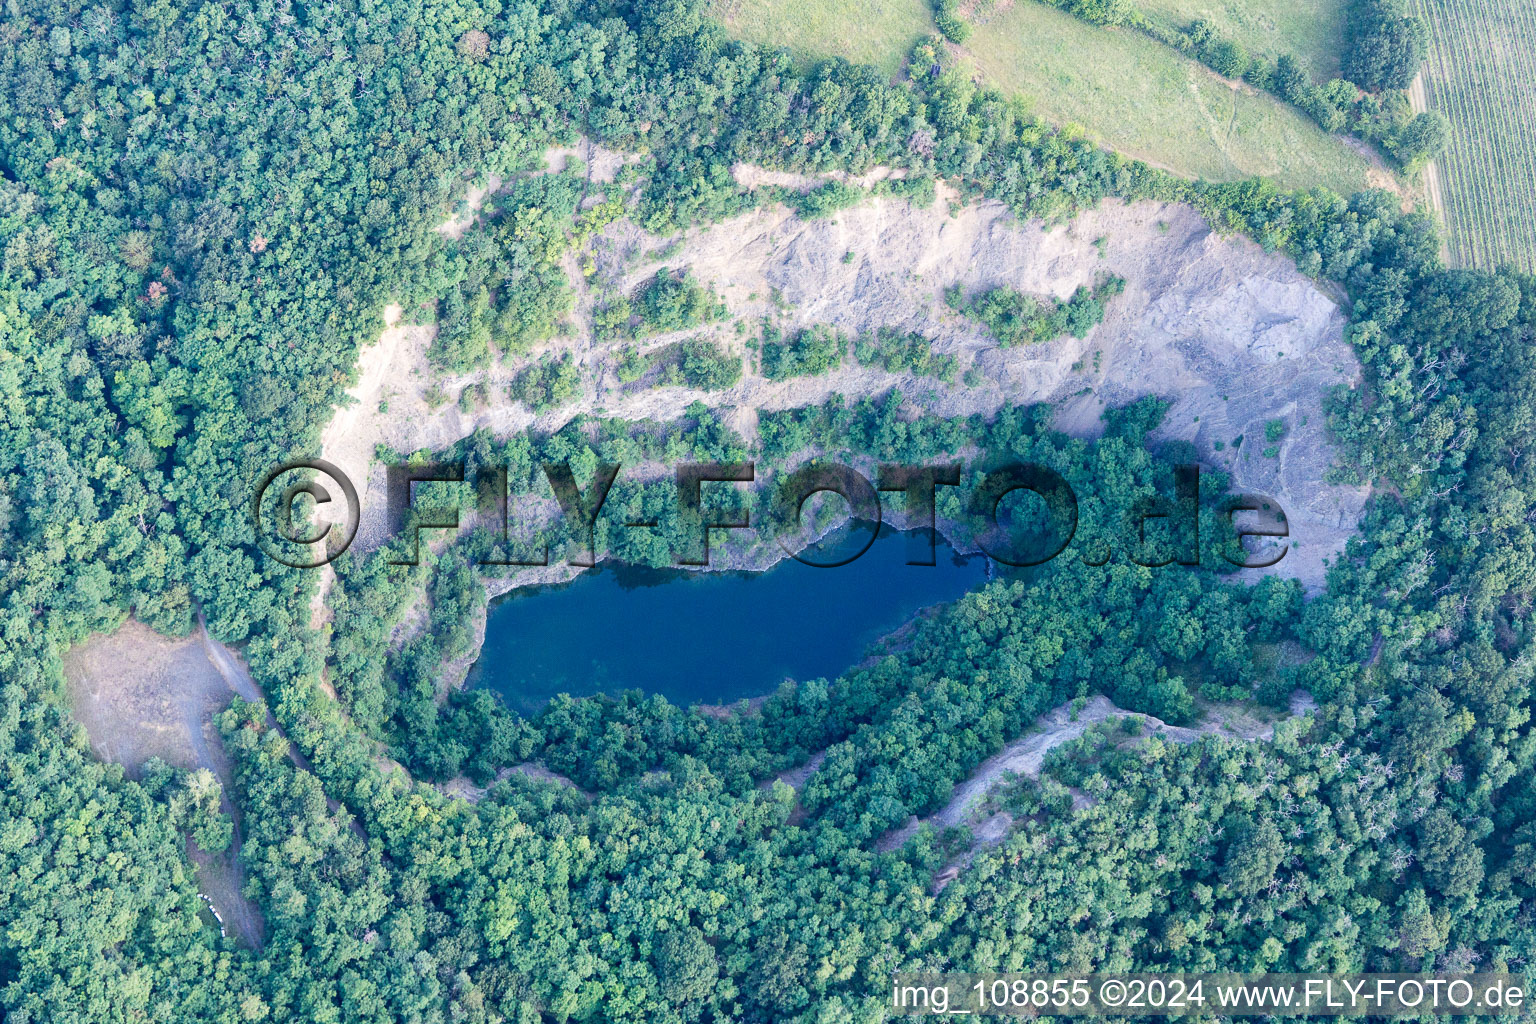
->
<box><xmin>1134</xmin><ymin>0</ymin><xmax>1348</xmax><ymax>80</ymax></box>
<box><xmin>965</xmin><ymin>2</ymin><xmax>1375</xmax><ymax>193</ymax></box>
<box><xmin>1412</xmin><ymin>0</ymin><xmax>1536</xmax><ymax>272</ymax></box>
<box><xmin>710</xmin><ymin>0</ymin><xmax>1382</xmax><ymax>196</ymax></box>
<box><xmin>713</xmin><ymin>0</ymin><xmax>934</xmax><ymax>75</ymax></box>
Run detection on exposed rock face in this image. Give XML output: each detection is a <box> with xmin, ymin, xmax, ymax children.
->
<box><xmin>662</xmin><ymin>190</ymin><xmax>1363</xmax><ymax>587</ymax></box>
<box><xmin>321</xmin><ymin>183</ymin><xmax>1366</xmax><ymax>589</ymax></box>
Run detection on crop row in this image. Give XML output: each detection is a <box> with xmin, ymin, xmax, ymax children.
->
<box><xmin>1415</xmin><ymin>0</ymin><xmax>1536</xmax><ymax>272</ymax></box>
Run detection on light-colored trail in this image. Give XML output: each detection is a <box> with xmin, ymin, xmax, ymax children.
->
<box><xmin>876</xmin><ymin>692</ymin><xmax>1299</xmax><ymax>857</ymax></box>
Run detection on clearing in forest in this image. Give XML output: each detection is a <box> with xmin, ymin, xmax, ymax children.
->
<box><xmin>710</xmin><ymin>0</ymin><xmax>1381</xmax><ymax>194</ymax></box>
<box><xmin>712</xmin><ymin>0</ymin><xmax>935</xmax><ymax>74</ymax></box>
<box><xmin>63</xmin><ymin>620</ymin><xmax>267</xmax><ymax>948</ymax></box>
<box><xmin>1134</xmin><ymin>0</ymin><xmax>1349</xmax><ymax>79</ymax></box>
<box><xmin>1411</xmin><ymin>0</ymin><xmax>1536</xmax><ymax>272</ymax></box>
<box><xmin>62</xmin><ymin>619</ymin><xmax>256</xmax><ymax>778</ymax></box>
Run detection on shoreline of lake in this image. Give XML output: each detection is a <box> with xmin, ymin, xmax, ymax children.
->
<box><xmin>463</xmin><ymin>521</ymin><xmax>991</xmax><ymax>714</ymax></box>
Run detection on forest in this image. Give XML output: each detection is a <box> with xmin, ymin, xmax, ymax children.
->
<box><xmin>3</xmin><ymin>0</ymin><xmax>1536</xmax><ymax>1021</ymax></box>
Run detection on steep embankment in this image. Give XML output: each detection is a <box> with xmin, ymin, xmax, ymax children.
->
<box><xmin>320</xmin><ymin>171</ymin><xmax>1367</xmax><ymax>591</ymax></box>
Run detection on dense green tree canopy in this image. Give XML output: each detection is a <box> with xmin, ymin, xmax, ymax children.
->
<box><xmin>1345</xmin><ymin>0</ymin><xmax>1430</xmax><ymax>91</ymax></box>
<box><xmin>2</xmin><ymin>0</ymin><xmax>1535</xmax><ymax>1021</ymax></box>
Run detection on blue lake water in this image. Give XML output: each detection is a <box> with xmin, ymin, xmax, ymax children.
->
<box><xmin>466</xmin><ymin>524</ymin><xmax>989</xmax><ymax>714</ymax></box>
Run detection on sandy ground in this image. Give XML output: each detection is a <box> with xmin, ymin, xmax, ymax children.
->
<box><xmin>318</xmin><ymin>174</ymin><xmax>1366</xmax><ymax>592</ymax></box>
<box><xmin>62</xmin><ymin>620</ymin><xmax>267</xmax><ymax>948</ymax></box>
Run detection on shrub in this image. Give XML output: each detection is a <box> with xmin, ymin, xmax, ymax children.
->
<box><xmin>1274</xmin><ymin>54</ymin><xmax>1309</xmax><ymax>102</ymax></box>
<box><xmin>615</xmin><ymin>346</ymin><xmax>648</xmax><ymax>383</ymax></box>
<box><xmin>949</xmin><ymin>275</ymin><xmax>1123</xmax><ymax>347</ymax></box>
<box><xmin>633</xmin><ymin>268</ymin><xmax>727</xmax><ymax>336</ymax></box>
<box><xmin>934</xmin><ymin>9</ymin><xmax>971</xmax><ymax>43</ymax></box>
<box><xmin>593</xmin><ymin>296</ymin><xmax>633</xmax><ymax>341</ymax></box>
<box><xmin>761</xmin><ymin>324</ymin><xmax>844</xmax><ymax>380</ymax></box>
<box><xmin>510</xmin><ymin>353</ymin><xmax>582</xmax><ymax>411</ymax></box>
<box><xmin>853</xmin><ymin>327</ymin><xmax>957</xmax><ymax>381</ymax></box>
<box><xmin>1244</xmin><ymin>57</ymin><xmax>1277</xmax><ymax>92</ymax></box>
<box><xmin>659</xmin><ymin>340</ymin><xmax>742</xmax><ymax>390</ymax></box>
<box><xmin>1050</xmin><ymin>0</ymin><xmax>1133</xmax><ymax>27</ymax></box>
<box><xmin>789</xmin><ymin>181</ymin><xmax>864</xmax><ymax>219</ymax></box>
<box><xmin>1208</xmin><ymin>39</ymin><xmax>1250</xmax><ymax>80</ymax></box>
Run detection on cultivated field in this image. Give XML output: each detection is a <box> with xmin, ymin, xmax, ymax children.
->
<box><xmin>1412</xmin><ymin>0</ymin><xmax>1536</xmax><ymax>272</ymax></box>
<box><xmin>1135</xmin><ymin>0</ymin><xmax>1348</xmax><ymax>79</ymax></box>
<box><xmin>711</xmin><ymin>0</ymin><xmax>1381</xmax><ymax>195</ymax></box>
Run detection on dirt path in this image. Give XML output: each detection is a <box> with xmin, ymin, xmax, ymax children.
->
<box><xmin>195</xmin><ymin>613</ymin><xmax>362</xmax><ymax>838</ymax></box>
<box><xmin>1408</xmin><ymin>71</ymin><xmax>1452</xmax><ymax>265</ymax></box>
<box><xmin>755</xmin><ymin>750</ymin><xmax>828</xmax><ymax>825</ymax></box>
<box><xmin>437</xmin><ymin>762</ymin><xmax>589</xmax><ymax>803</ymax></box>
<box><xmin>876</xmin><ymin>693</ymin><xmax>1302</xmax><ymax>857</ymax></box>
<box><xmin>771</xmin><ymin>751</ymin><xmax>827</xmax><ymax>791</ymax></box>
<box><xmin>197</xmin><ymin>614</ymin><xmax>264</xmax><ymax>703</ymax></box>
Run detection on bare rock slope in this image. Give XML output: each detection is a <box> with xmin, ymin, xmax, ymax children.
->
<box><xmin>322</xmin><ymin>182</ymin><xmax>1367</xmax><ymax>589</ymax></box>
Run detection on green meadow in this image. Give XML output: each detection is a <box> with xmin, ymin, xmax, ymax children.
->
<box><xmin>711</xmin><ymin>0</ymin><xmax>1381</xmax><ymax>195</ymax></box>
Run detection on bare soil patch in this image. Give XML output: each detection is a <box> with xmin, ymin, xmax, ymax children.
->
<box><xmin>63</xmin><ymin>620</ymin><xmax>244</xmax><ymax>782</ymax></box>
<box><xmin>437</xmin><ymin>762</ymin><xmax>589</xmax><ymax>804</ymax></box>
<box><xmin>63</xmin><ymin>619</ymin><xmax>266</xmax><ymax>947</ymax></box>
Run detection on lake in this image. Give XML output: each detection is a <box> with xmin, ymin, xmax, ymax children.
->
<box><xmin>466</xmin><ymin>524</ymin><xmax>990</xmax><ymax>714</ymax></box>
